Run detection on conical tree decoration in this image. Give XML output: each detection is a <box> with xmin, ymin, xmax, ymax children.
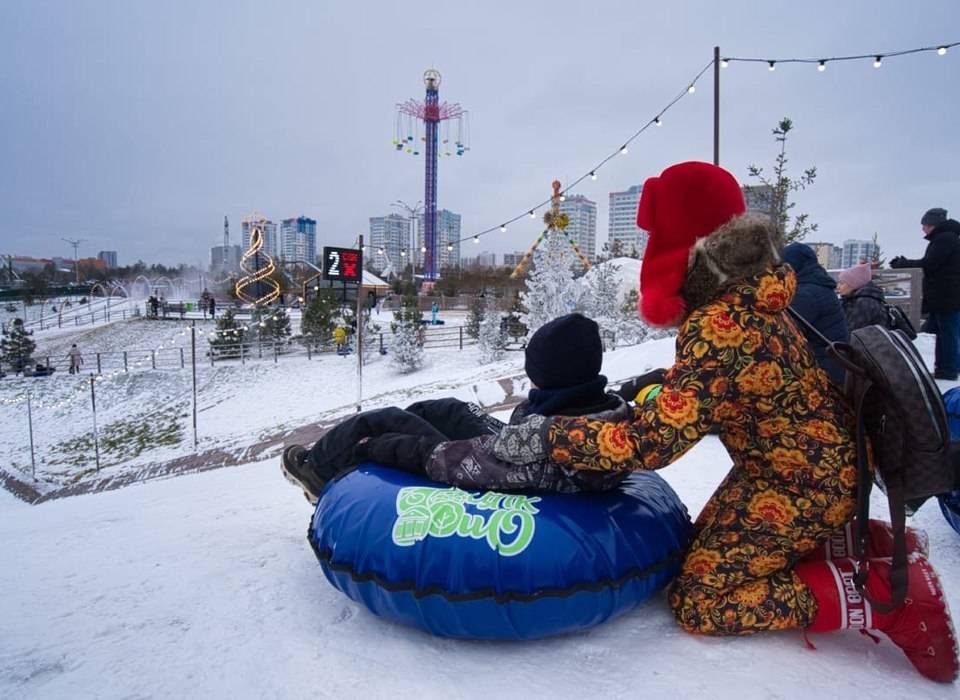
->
<box><xmin>235</xmin><ymin>225</ymin><xmax>281</xmax><ymax>305</ymax></box>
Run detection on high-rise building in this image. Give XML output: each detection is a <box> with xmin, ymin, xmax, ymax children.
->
<box><xmin>742</xmin><ymin>184</ymin><xmax>775</xmax><ymax>218</ymax></box>
<box><xmin>806</xmin><ymin>242</ymin><xmax>844</xmax><ymax>270</ymax></box>
<box><xmin>842</xmin><ymin>239</ymin><xmax>880</xmax><ymax>268</ymax></box>
<box><xmin>280</xmin><ymin>216</ymin><xmax>317</xmax><ymax>264</ymax></box>
<box><xmin>503</xmin><ymin>251</ymin><xmax>526</xmax><ymax>268</ymax></box>
<box><xmin>417</xmin><ymin>209</ymin><xmax>462</xmax><ymax>273</ymax></box>
<box><xmin>97</xmin><ymin>251</ymin><xmax>118</xmax><ymax>268</ymax></box>
<box><xmin>369</xmin><ymin>213</ymin><xmax>411</xmax><ymax>276</ymax></box>
<box><xmin>559</xmin><ymin>194</ymin><xmax>597</xmax><ymax>262</ymax></box>
<box><xmin>608</xmin><ymin>185</ymin><xmax>648</xmax><ymax>258</ymax></box>
<box><xmin>241</xmin><ymin>212</ymin><xmax>278</xmax><ymax>258</ymax></box>
<box><xmin>210</xmin><ymin>245</ymin><xmax>242</xmax><ymax>274</ymax></box>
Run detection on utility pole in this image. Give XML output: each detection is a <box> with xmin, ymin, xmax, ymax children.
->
<box><xmin>713</xmin><ymin>46</ymin><xmax>721</xmax><ymax>166</ymax></box>
<box><xmin>62</xmin><ymin>237</ymin><xmax>87</xmax><ymax>284</ymax></box>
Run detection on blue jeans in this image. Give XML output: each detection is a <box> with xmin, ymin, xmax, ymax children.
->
<box><xmin>922</xmin><ymin>311</ymin><xmax>960</xmax><ymax>376</ymax></box>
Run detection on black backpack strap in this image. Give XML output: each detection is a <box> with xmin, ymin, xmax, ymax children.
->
<box><xmin>786</xmin><ymin>307</ymin><xmax>865</xmax><ymax>377</ymax></box>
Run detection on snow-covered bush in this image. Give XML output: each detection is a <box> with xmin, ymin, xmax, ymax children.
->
<box><xmin>520</xmin><ymin>231</ymin><xmax>583</xmax><ymax>337</ymax></box>
<box><xmin>478</xmin><ymin>296</ymin><xmax>506</xmax><ymax>363</ymax></box>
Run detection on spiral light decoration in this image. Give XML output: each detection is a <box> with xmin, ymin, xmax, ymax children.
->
<box><xmin>235</xmin><ymin>225</ymin><xmax>281</xmax><ymax>305</ymax></box>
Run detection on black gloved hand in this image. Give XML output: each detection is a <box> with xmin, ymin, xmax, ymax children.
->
<box><xmin>889</xmin><ymin>255</ymin><xmax>907</xmax><ymax>269</ymax></box>
<box><xmin>615</xmin><ymin>368</ymin><xmax>668</xmax><ymax>402</ymax></box>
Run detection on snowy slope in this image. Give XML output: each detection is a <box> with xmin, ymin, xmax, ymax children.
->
<box><xmin>2</xmin><ymin>334</ymin><xmax>960</xmax><ymax>699</ymax></box>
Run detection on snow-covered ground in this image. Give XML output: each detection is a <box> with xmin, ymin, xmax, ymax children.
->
<box><xmin>2</xmin><ymin>331</ymin><xmax>959</xmax><ymax>698</ymax></box>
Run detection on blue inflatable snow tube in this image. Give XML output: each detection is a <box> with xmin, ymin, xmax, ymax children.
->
<box><xmin>939</xmin><ymin>388</ymin><xmax>960</xmax><ymax>536</ymax></box>
<box><xmin>308</xmin><ymin>464</ymin><xmax>692</xmax><ymax>640</ymax></box>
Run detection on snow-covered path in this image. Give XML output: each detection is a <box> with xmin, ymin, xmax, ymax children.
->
<box><xmin>3</xmin><ymin>439</ymin><xmax>959</xmax><ymax>699</ymax></box>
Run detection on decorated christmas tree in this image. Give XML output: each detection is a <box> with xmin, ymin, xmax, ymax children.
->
<box><xmin>1</xmin><ymin>318</ymin><xmax>36</xmax><ymax>373</ymax></box>
<box><xmin>257</xmin><ymin>307</ymin><xmax>292</xmax><ymax>346</ymax></box>
<box><xmin>208</xmin><ymin>308</ymin><xmax>247</xmax><ymax>359</ymax></box>
<box><xmin>478</xmin><ymin>295</ymin><xmax>506</xmax><ymax>363</ymax></box>
<box><xmin>390</xmin><ymin>294</ymin><xmax>424</xmax><ymax>373</ymax></box>
<box><xmin>519</xmin><ymin>181</ymin><xmax>586</xmax><ymax>337</ymax></box>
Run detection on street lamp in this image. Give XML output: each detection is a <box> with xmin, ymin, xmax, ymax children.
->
<box><xmin>391</xmin><ymin>199</ymin><xmax>422</xmax><ymax>285</ymax></box>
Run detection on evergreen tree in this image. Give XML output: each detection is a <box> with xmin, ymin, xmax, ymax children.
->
<box><xmin>390</xmin><ymin>294</ymin><xmax>424</xmax><ymax>373</ymax></box>
<box><xmin>478</xmin><ymin>295</ymin><xmax>506</xmax><ymax>363</ymax></box>
<box><xmin>520</xmin><ymin>230</ymin><xmax>583</xmax><ymax>337</ymax></box>
<box><xmin>1</xmin><ymin>318</ymin><xmax>36</xmax><ymax>373</ymax></box>
<box><xmin>747</xmin><ymin>117</ymin><xmax>818</xmax><ymax>243</ymax></box>
<box><xmin>258</xmin><ymin>307</ymin><xmax>292</xmax><ymax>346</ymax></box>
<box><xmin>360</xmin><ymin>310</ymin><xmax>382</xmax><ymax>365</ymax></box>
<box><xmin>300</xmin><ymin>290</ymin><xmax>338</xmax><ymax>350</ymax></box>
<box><xmin>208</xmin><ymin>308</ymin><xmax>247</xmax><ymax>359</ymax></box>
<box><xmin>585</xmin><ymin>260</ymin><xmax>621</xmax><ymax>347</ymax></box>
<box><xmin>617</xmin><ymin>289</ymin><xmax>648</xmax><ymax>347</ymax></box>
<box><xmin>871</xmin><ymin>232</ymin><xmax>886</xmax><ymax>269</ymax></box>
<box><xmin>466</xmin><ymin>294</ymin><xmax>484</xmax><ymax>339</ymax></box>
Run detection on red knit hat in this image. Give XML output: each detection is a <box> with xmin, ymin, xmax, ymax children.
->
<box><xmin>637</xmin><ymin>161</ymin><xmax>746</xmax><ymax>326</ymax></box>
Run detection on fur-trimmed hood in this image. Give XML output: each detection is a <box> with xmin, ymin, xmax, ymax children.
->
<box><xmin>680</xmin><ymin>213</ymin><xmax>785</xmax><ymax>319</ymax></box>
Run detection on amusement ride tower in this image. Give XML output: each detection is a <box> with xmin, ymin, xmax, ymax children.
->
<box><xmin>394</xmin><ymin>69</ymin><xmax>469</xmax><ymax>281</ymax></box>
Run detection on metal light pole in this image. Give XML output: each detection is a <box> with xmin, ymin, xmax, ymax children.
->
<box><xmin>392</xmin><ymin>200</ymin><xmax>422</xmax><ymax>286</ymax></box>
<box><xmin>62</xmin><ymin>237</ymin><xmax>87</xmax><ymax>285</ymax></box>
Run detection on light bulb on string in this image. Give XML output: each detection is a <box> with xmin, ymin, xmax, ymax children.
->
<box><xmin>619</xmin><ymin>144</ymin><xmax>629</xmax><ymax>155</ymax></box>
<box><xmin>938</xmin><ymin>46</ymin><xmax>948</xmax><ymax>56</ymax></box>
<box><xmin>655</xmin><ymin>116</ymin><xmax>662</xmax><ymax>126</ymax></box>
<box><xmin>874</xmin><ymin>56</ymin><xmax>883</xmax><ymax>68</ymax></box>
<box><xmin>447</xmin><ymin>244</ymin><xmax>453</xmax><ymax>252</ymax></box>
<box><xmin>529</xmin><ymin>210</ymin><xmax>536</xmax><ymax>218</ymax></box>
<box><xmin>559</xmin><ymin>194</ymin><xmax>566</xmax><ymax>202</ymax></box>
<box><xmin>720</xmin><ymin>58</ymin><xmax>729</xmax><ymax>68</ymax></box>
<box><xmin>473</xmin><ymin>236</ymin><xmax>479</xmax><ymax>244</ymax></box>
<box><xmin>420</xmin><ymin>246</ymin><xmax>426</xmax><ymax>253</ymax></box>
<box><xmin>499</xmin><ymin>225</ymin><xmax>507</xmax><ymax>232</ymax></box>
<box><xmin>768</xmin><ymin>61</ymin><xmax>776</xmax><ymax>71</ymax></box>
<box><xmin>687</xmin><ymin>84</ymin><xmax>695</xmax><ymax>93</ymax></box>
<box><xmin>590</xmin><ymin>171</ymin><xmax>597</xmax><ymax>180</ymax></box>
<box><xmin>817</xmin><ymin>60</ymin><xmax>826</xmax><ymax>72</ymax></box>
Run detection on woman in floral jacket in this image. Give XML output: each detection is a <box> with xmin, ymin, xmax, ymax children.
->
<box><xmin>491</xmin><ymin>162</ymin><xmax>957</xmax><ymax>682</ymax></box>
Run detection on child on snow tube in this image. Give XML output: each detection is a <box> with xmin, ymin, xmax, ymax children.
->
<box><xmin>283</xmin><ymin>313</ymin><xmax>659</xmax><ymax>499</ymax></box>
<box><xmin>371</xmin><ymin>162</ymin><xmax>956</xmax><ymax>683</ymax></box>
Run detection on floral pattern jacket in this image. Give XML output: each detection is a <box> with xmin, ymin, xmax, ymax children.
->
<box><xmin>546</xmin><ymin>267</ymin><xmax>857</xmax><ymax>522</ymax></box>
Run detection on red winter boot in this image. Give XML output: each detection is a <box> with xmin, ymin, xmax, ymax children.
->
<box><xmin>803</xmin><ymin>519</ymin><xmax>929</xmax><ymax>562</ymax></box>
<box><xmin>796</xmin><ymin>556</ymin><xmax>959</xmax><ymax>683</ymax></box>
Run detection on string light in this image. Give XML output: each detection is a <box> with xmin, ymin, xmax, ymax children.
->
<box><xmin>420</xmin><ymin>246</ymin><xmax>426</xmax><ymax>253</ymax></box>
<box><xmin>720</xmin><ymin>58</ymin><xmax>729</xmax><ymax>68</ymax></box>
<box><xmin>499</xmin><ymin>224</ymin><xmax>507</xmax><ymax>232</ymax></box>
<box><xmin>938</xmin><ymin>46</ymin><xmax>948</xmax><ymax>56</ymax></box>
<box><xmin>447</xmin><ymin>244</ymin><xmax>453</xmax><ymax>251</ymax></box>
<box><xmin>817</xmin><ymin>60</ymin><xmax>827</xmax><ymax>71</ymax></box>
<box><xmin>768</xmin><ymin>61</ymin><xmax>776</xmax><ymax>71</ymax></box>
<box><xmin>448</xmin><ymin>57</ymin><xmax>712</xmax><ymax>248</ymax></box>
<box><xmin>619</xmin><ymin>144</ymin><xmax>629</xmax><ymax>155</ymax></box>
<box><xmin>874</xmin><ymin>55</ymin><xmax>883</xmax><ymax>68</ymax></box>
<box><xmin>724</xmin><ymin>40</ymin><xmax>958</xmax><ymax>70</ymax></box>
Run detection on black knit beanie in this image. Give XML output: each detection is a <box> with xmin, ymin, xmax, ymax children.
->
<box><xmin>921</xmin><ymin>208</ymin><xmax>948</xmax><ymax>226</ymax></box>
<box><xmin>524</xmin><ymin>313</ymin><xmax>603</xmax><ymax>390</ymax></box>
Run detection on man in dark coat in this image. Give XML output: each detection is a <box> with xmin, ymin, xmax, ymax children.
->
<box><xmin>781</xmin><ymin>243</ymin><xmax>849</xmax><ymax>384</ymax></box>
<box><xmin>891</xmin><ymin>208</ymin><xmax>960</xmax><ymax>380</ymax></box>
<box><xmin>280</xmin><ymin>313</ymin><xmax>631</xmax><ymax>503</ymax></box>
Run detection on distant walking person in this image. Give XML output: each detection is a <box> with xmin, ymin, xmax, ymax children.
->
<box><xmin>68</xmin><ymin>344</ymin><xmax>83</xmax><ymax>374</ymax></box>
<box><xmin>891</xmin><ymin>208</ymin><xmax>960</xmax><ymax>379</ymax></box>
<box><xmin>208</xmin><ymin>296</ymin><xmax>216</xmax><ymax>319</ymax></box>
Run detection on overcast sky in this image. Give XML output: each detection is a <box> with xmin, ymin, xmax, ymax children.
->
<box><xmin>2</xmin><ymin>0</ymin><xmax>958</xmax><ymax>267</ymax></box>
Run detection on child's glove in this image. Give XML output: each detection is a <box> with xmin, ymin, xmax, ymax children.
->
<box><xmin>615</xmin><ymin>368</ymin><xmax>668</xmax><ymax>402</ymax></box>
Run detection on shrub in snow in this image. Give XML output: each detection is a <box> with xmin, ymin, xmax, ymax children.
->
<box><xmin>520</xmin><ymin>231</ymin><xmax>583</xmax><ymax>337</ymax></box>
<box><xmin>466</xmin><ymin>295</ymin><xmax>484</xmax><ymax>339</ymax></box>
<box><xmin>360</xmin><ymin>311</ymin><xmax>382</xmax><ymax>365</ymax></box>
<box><xmin>300</xmin><ymin>290</ymin><xmax>338</xmax><ymax>350</ymax></box>
<box><xmin>1</xmin><ymin>318</ymin><xmax>36</xmax><ymax>373</ymax></box>
<box><xmin>390</xmin><ymin>295</ymin><xmax>424</xmax><ymax>374</ymax></box>
<box><xmin>478</xmin><ymin>296</ymin><xmax>507</xmax><ymax>363</ymax></box>
<box><xmin>208</xmin><ymin>309</ymin><xmax>247</xmax><ymax>359</ymax></box>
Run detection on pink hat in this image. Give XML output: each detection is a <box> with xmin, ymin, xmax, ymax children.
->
<box><xmin>839</xmin><ymin>263</ymin><xmax>872</xmax><ymax>291</ymax></box>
